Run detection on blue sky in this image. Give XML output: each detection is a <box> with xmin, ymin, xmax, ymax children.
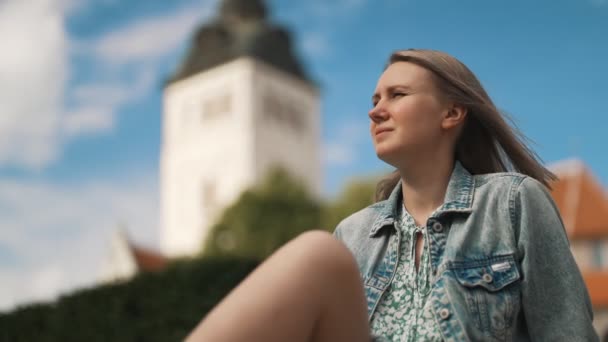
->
<box><xmin>0</xmin><ymin>0</ymin><xmax>606</xmax><ymax>310</ymax></box>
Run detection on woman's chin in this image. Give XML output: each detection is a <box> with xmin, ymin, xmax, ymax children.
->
<box><xmin>374</xmin><ymin>147</ymin><xmax>401</xmax><ymax>166</ymax></box>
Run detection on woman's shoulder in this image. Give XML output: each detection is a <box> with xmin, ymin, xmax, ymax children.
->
<box><xmin>473</xmin><ymin>171</ymin><xmax>549</xmax><ymax>195</ymax></box>
<box><xmin>471</xmin><ymin>172</ymin><xmax>556</xmax><ymax>225</ymax></box>
<box><xmin>468</xmin><ymin>172</ymin><xmax>555</xmax><ymax>214</ymax></box>
<box><xmin>473</xmin><ymin>171</ymin><xmax>528</xmax><ymax>189</ymax></box>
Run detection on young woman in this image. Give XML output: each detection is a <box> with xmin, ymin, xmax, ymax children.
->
<box><xmin>186</xmin><ymin>49</ymin><xmax>598</xmax><ymax>341</ymax></box>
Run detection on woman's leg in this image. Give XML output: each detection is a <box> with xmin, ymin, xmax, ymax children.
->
<box><xmin>185</xmin><ymin>230</ymin><xmax>370</xmax><ymax>342</ymax></box>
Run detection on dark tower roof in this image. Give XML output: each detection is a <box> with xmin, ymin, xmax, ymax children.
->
<box><xmin>168</xmin><ymin>0</ymin><xmax>311</xmax><ymax>85</ymax></box>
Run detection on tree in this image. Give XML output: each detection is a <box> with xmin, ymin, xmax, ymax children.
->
<box><xmin>0</xmin><ymin>257</ymin><xmax>258</xmax><ymax>342</ymax></box>
<box><xmin>321</xmin><ymin>179</ymin><xmax>377</xmax><ymax>232</ymax></box>
<box><xmin>203</xmin><ymin>167</ymin><xmax>321</xmax><ymax>259</ymax></box>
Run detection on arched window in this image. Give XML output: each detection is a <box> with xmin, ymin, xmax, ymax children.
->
<box><xmin>202</xmin><ymin>93</ymin><xmax>232</xmax><ymax>122</ymax></box>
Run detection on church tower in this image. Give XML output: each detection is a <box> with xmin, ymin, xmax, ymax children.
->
<box><xmin>160</xmin><ymin>0</ymin><xmax>321</xmax><ymax>257</ymax></box>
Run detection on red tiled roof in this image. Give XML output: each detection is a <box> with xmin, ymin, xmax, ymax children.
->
<box><xmin>583</xmin><ymin>271</ymin><xmax>608</xmax><ymax>308</ymax></box>
<box><xmin>549</xmin><ymin>160</ymin><xmax>608</xmax><ymax>240</ymax></box>
<box><xmin>128</xmin><ymin>243</ymin><xmax>168</xmax><ymax>272</ymax></box>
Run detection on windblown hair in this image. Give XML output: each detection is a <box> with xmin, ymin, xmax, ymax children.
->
<box><xmin>375</xmin><ymin>49</ymin><xmax>556</xmax><ymax>201</ymax></box>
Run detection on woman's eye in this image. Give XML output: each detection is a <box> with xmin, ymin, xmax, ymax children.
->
<box><xmin>392</xmin><ymin>92</ymin><xmax>406</xmax><ymax>98</ymax></box>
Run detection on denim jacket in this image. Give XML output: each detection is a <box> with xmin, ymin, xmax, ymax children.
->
<box><xmin>334</xmin><ymin>162</ymin><xmax>598</xmax><ymax>341</ymax></box>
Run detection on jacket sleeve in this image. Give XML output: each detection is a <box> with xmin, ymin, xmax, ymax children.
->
<box><xmin>513</xmin><ymin>177</ymin><xmax>598</xmax><ymax>341</ymax></box>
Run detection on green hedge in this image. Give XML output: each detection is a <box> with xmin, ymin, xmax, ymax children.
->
<box><xmin>0</xmin><ymin>257</ymin><xmax>259</xmax><ymax>342</ymax></box>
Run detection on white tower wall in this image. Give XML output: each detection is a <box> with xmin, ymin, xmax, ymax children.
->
<box><xmin>251</xmin><ymin>60</ymin><xmax>321</xmax><ymax>198</ymax></box>
<box><xmin>160</xmin><ymin>57</ymin><xmax>320</xmax><ymax>257</ymax></box>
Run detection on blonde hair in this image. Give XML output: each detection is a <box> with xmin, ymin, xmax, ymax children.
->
<box><xmin>375</xmin><ymin>49</ymin><xmax>556</xmax><ymax>201</ymax></box>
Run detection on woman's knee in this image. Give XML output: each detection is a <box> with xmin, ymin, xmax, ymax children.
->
<box><xmin>289</xmin><ymin>230</ymin><xmax>360</xmax><ymax>279</ymax></box>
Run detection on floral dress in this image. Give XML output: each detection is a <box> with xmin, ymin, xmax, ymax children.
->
<box><xmin>370</xmin><ymin>204</ymin><xmax>443</xmax><ymax>341</ymax></box>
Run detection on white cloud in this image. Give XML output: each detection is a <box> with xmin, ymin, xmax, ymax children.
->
<box><xmin>63</xmin><ymin>0</ymin><xmax>217</xmax><ymax>141</ymax></box>
<box><xmin>65</xmin><ymin>0</ymin><xmax>216</xmax><ymax>142</ymax></box>
<box><xmin>81</xmin><ymin>3</ymin><xmax>216</xmax><ymax>66</ymax></box>
<box><xmin>323</xmin><ymin>120</ymin><xmax>369</xmax><ymax>167</ymax></box>
<box><xmin>300</xmin><ymin>32</ymin><xmax>332</xmax><ymax>59</ymax></box>
<box><xmin>0</xmin><ymin>0</ymin><xmax>217</xmax><ymax>170</ymax></box>
<box><xmin>62</xmin><ymin>106</ymin><xmax>115</xmax><ymax>137</ymax></box>
<box><xmin>324</xmin><ymin>143</ymin><xmax>355</xmax><ymax>166</ymax></box>
<box><xmin>0</xmin><ymin>0</ymin><xmax>68</xmax><ymax>169</ymax></box>
<box><xmin>64</xmin><ymin>67</ymin><xmax>156</xmax><ymax>138</ymax></box>
<box><xmin>0</xmin><ymin>171</ymin><xmax>159</xmax><ymax>311</ymax></box>
<box><xmin>281</xmin><ymin>0</ymin><xmax>368</xmax><ymax>61</ymax></box>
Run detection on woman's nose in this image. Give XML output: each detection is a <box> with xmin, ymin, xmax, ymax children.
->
<box><xmin>368</xmin><ymin>103</ymin><xmax>389</xmax><ymax>124</ymax></box>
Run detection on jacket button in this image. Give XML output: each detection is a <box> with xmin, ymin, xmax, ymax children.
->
<box><xmin>482</xmin><ymin>273</ymin><xmax>493</xmax><ymax>283</ymax></box>
<box><xmin>432</xmin><ymin>221</ymin><xmax>443</xmax><ymax>233</ymax></box>
<box><xmin>439</xmin><ymin>308</ymin><xmax>450</xmax><ymax>320</ymax></box>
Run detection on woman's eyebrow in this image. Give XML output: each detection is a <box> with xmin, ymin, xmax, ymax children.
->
<box><xmin>387</xmin><ymin>84</ymin><xmax>413</xmax><ymax>92</ymax></box>
<box><xmin>372</xmin><ymin>85</ymin><xmax>413</xmax><ymax>102</ymax></box>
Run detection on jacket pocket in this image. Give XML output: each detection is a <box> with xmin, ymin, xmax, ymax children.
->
<box><xmin>450</xmin><ymin>254</ymin><xmax>521</xmax><ymax>339</ymax></box>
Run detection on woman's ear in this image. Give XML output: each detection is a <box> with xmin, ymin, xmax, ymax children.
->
<box><xmin>441</xmin><ymin>104</ymin><xmax>467</xmax><ymax>130</ymax></box>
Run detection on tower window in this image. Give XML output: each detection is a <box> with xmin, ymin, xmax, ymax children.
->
<box><xmin>263</xmin><ymin>93</ymin><xmax>306</xmax><ymax>133</ymax></box>
<box><xmin>202</xmin><ymin>93</ymin><xmax>232</xmax><ymax>121</ymax></box>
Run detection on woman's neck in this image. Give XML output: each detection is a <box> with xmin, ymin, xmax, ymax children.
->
<box><xmin>398</xmin><ymin>157</ymin><xmax>454</xmax><ymax>226</ymax></box>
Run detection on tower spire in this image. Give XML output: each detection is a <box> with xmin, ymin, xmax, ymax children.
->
<box><xmin>168</xmin><ymin>0</ymin><xmax>311</xmax><ymax>84</ymax></box>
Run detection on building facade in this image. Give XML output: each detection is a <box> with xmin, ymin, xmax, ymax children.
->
<box><xmin>159</xmin><ymin>0</ymin><xmax>321</xmax><ymax>257</ymax></box>
<box><xmin>549</xmin><ymin>159</ymin><xmax>608</xmax><ymax>338</ymax></box>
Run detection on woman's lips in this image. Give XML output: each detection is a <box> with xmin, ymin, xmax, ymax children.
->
<box><xmin>375</xmin><ymin>128</ymin><xmax>393</xmax><ymax>137</ymax></box>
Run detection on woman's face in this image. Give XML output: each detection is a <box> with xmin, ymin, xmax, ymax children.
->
<box><xmin>369</xmin><ymin>61</ymin><xmax>450</xmax><ymax>166</ymax></box>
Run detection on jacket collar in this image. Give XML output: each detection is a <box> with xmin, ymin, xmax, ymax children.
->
<box><xmin>369</xmin><ymin>161</ymin><xmax>475</xmax><ymax>237</ymax></box>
